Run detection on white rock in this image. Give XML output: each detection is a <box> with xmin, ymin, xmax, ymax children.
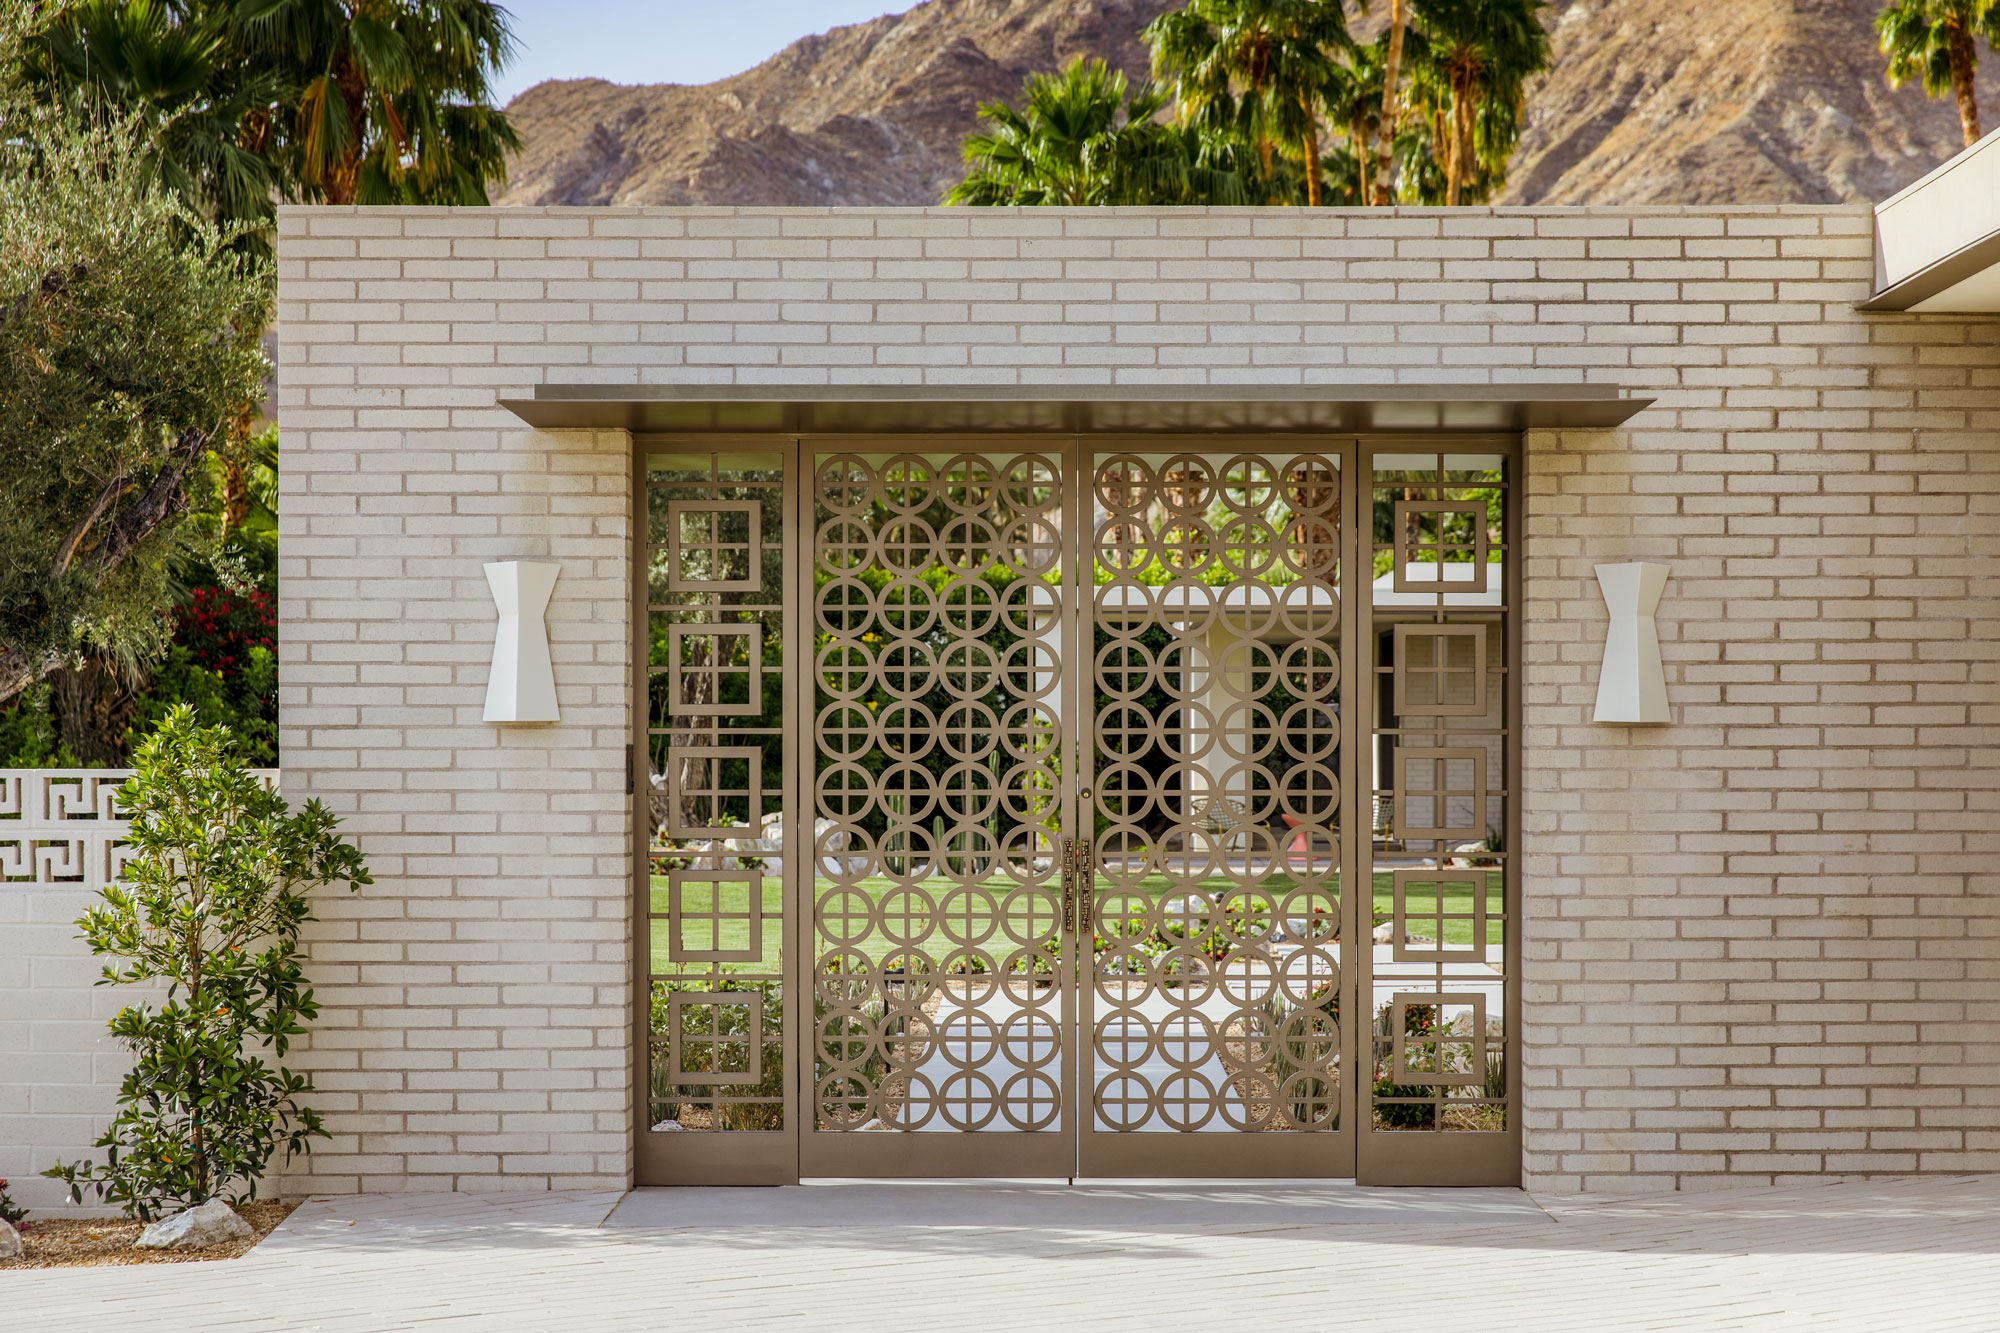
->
<box><xmin>134</xmin><ymin>1198</ymin><xmax>253</xmax><ymax>1251</ymax></box>
<box><xmin>0</xmin><ymin>1218</ymin><xmax>21</xmax><ymax>1258</ymax></box>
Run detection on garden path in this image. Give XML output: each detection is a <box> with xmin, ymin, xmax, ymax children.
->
<box><xmin>9</xmin><ymin>1175</ymin><xmax>1998</xmax><ymax>1330</ymax></box>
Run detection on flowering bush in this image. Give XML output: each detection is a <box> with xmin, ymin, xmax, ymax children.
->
<box><xmin>125</xmin><ymin>581</ymin><xmax>279</xmax><ymax>765</ymax></box>
<box><xmin>0</xmin><ymin>576</ymin><xmax>279</xmax><ymax>768</ymax></box>
<box><xmin>176</xmin><ymin>584</ymin><xmax>276</xmax><ymax>674</ymax></box>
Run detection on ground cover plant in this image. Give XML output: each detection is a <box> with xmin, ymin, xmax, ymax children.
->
<box><xmin>44</xmin><ymin>707</ymin><xmax>371</xmax><ymax>1221</ymax></box>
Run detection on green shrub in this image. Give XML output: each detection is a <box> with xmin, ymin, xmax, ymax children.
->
<box><xmin>0</xmin><ymin>1177</ymin><xmax>27</xmax><ymax>1229</ymax></box>
<box><xmin>1371</xmin><ymin>1079</ymin><xmax>1438</xmax><ymax>1128</ymax></box>
<box><xmin>0</xmin><ymin>681</ymin><xmax>67</xmax><ymax>766</ymax></box>
<box><xmin>1372</xmin><ymin>998</ymin><xmax>1443</xmax><ymax>1128</ymax></box>
<box><xmin>43</xmin><ymin>706</ymin><xmax>369</xmax><ymax>1219</ymax></box>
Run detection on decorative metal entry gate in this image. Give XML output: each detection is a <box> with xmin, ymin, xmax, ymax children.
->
<box><xmin>637</xmin><ymin>437</ymin><xmax>1517</xmax><ymax>1186</ymax></box>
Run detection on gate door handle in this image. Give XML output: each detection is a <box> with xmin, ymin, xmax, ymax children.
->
<box><xmin>1076</xmin><ymin>837</ymin><xmax>1093</xmax><ymax>938</ymax></box>
<box><xmin>1060</xmin><ymin>836</ymin><xmax>1076</xmax><ymax>936</ymax></box>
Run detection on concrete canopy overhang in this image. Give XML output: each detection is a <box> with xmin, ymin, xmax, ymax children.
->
<box><xmin>499</xmin><ymin>383</ymin><xmax>1652</xmax><ymax>434</ymax></box>
<box><xmin>1860</xmin><ymin>126</ymin><xmax>2000</xmax><ymax>312</ymax></box>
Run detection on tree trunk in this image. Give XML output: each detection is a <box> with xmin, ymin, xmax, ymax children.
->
<box><xmin>222</xmin><ymin>461</ymin><xmax>249</xmax><ymax>531</ymax></box>
<box><xmin>324</xmin><ymin>53</ymin><xmax>369</xmax><ymax>205</ymax></box>
<box><xmin>220</xmin><ymin>402</ymin><xmax>258</xmax><ymax>532</ymax></box>
<box><xmin>52</xmin><ymin>660</ymin><xmax>140</xmax><ymax>766</ymax></box>
<box><xmin>671</xmin><ymin>635</ymin><xmax>717</xmax><ymax>832</ymax></box>
<box><xmin>1949</xmin><ymin>27</ymin><xmax>1983</xmax><ymax>147</ymax></box>
<box><xmin>188</xmin><ymin>945</ymin><xmax>208</xmax><ymax>1204</ymax></box>
<box><xmin>646</xmin><ymin>751</ymin><xmax>672</xmax><ymax>840</ymax></box>
<box><xmin>1372</xmin><ymin>0</ymin><xmax>1407</xmax><ymax>206</ymax></box>
<box><xmin>1461</xmin><ymin>70</ymin><xmax>1480</xmax><ymax>203</ymax></box>
<box><xmin>1302</xmin><ymin>119</ymin><xmax>1321</xmax><ymax>206</ymax></box>
<box><xmin>0</xmin><ymin>645</ymin><xmax>67</xmax><ymax>709</ymax></box>
<box><xmin>1447</xmin><ymin>69</ymin><xmax>1475</xmax><ymax>207</ymax></box>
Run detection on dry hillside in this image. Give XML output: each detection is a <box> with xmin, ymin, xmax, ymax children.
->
<box><xmin>497</xmin><ymin>0</ymin><xmax>2000</xmax><ymax>208</ymax></box>
<box><xmin>498</xmin><ymin>0</ymin><xmax>1174</xmax><ymax>207</ymax></box>
<box><xmin>1500</xmin><ymin>0</ymin><xmax>2000</xmax><ymax>203</ymax></box>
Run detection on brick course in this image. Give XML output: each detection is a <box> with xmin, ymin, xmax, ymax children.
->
<box><xmin>259</xmin><ymin>204</ymin><xmax>2000</xmax><ymax>1194</ymax></box>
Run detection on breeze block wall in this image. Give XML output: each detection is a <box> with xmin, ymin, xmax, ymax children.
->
<box><xmin>273</xmin><ymin>203</ymin><xmax>2000</xmax><ymax>1195</ymax></box>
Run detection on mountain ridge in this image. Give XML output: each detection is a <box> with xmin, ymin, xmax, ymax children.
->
<box><xmin>495</xmin><ymin>0</ymin><xmax>2000</xmax><ymax>209</ymax></box>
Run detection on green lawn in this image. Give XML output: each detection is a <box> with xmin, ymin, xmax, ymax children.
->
<box><xmin>650</xmin><ymin>869</ymin><xmax>1502</xmax><ymax>974</ymax></box>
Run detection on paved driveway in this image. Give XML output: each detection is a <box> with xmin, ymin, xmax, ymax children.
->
<box><xmin>10</xmin><ymin>1175</ymin><xmax>1997</xmax><ymax>1331</ymax></box>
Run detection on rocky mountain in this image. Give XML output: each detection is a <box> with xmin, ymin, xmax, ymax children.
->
<box><xmin>496</xmin><ymin>0</ymin><xmax>2000</xmax><ymax>210</ymax></box>
<box><xmin>497</xmin><ymin>0</ymin><xmax>1175</xmax><ymax>208</ymax></box>
<box><xmin>1498</xmin><ymin>0</ymin><xmax>2000</xmax><ymax>204</ymax></box>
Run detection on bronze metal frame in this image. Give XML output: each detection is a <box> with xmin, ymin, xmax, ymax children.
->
<box><xmin>634</xmin><ymin>440</ymin><xmax>801</xmax><ymax>1186</ymax></box>
<box><xmin>631</xmin><ymin>431</ymin><xmax>1522</xmax><ymax>1187</ymax></box>
<box><xmin>1355</xmin><ymin>437</ymin><xmax>1521</xmax><ymax>1187</ymax></box>
<box><xmin>1077</xmin><ymin>438</ymin><xmax>1354</xmax><ymax>1178</ymax></box>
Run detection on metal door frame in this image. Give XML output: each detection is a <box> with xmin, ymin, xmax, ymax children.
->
<box><xmin>795</xmin><ymin>436</ymin><xmax>1081</xmax><ymax>1179</ymax></box>
<box><xmin>1352</xmin><ymin>435</ymin><xmax>1523</xmax><ymax>1187</ymax></box>
<box><xmin>1074</xmin><ymin>436</ymin><xmax>1359</xmax><ymax>1178</ymax></box>
<box><xmin>632</xmin><ymin>431</ymin><xmax>1521</xmax><ymax>1187</ymax></box>
<box><xmin>633</xmin><ymin>436</ymin><xmax>804</xmax><ymax>1186</ymax></box>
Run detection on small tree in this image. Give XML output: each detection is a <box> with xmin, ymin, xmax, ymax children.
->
<box><xmin>45</xmin><ymin>706</ymin><xmax>370</xmax><ymax>1220</ymax></box>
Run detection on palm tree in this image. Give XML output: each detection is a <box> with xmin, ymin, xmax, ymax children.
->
<box><xmin>946</xmin><ymin>57</ymin><xmax>1251</xmax><ymax>206</ymax></box>
<box><xmin>1144</xmin><ymin>0</ymin><xmax>1351</xmax><ymax>205</ymax></box>
<box><xmin>228</xmin><ymin>0</ymin><xmax>520</xmax><ymax>205</ymax></box>
<box><xmin>1322</xmin><ymin>34</ymin><xmax>1388</xmax><ymax>203</ymax></box>
<box><xmin>1877</xmin><ymin>0</ymin><xmax>2000</xmax><ymax>146</ymax></box>
<box><xmin>21</xmin><ymin>0</ymin><xmax>283</xmax><ymax>241</ymax></box>
<box><xmin>1407</xmin><ymin>0</ymin><xmax>1547</xmax><ymax>205</ymax></box>
<box><xmin>1373</xmin><ymin>0</ymin><xmax>1409</xmax><ymax>205</ymax></box>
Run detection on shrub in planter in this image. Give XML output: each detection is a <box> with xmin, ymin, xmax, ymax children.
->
<box><xmin>0</xmin><ymin>1178</ymin><xmax>28</xmax><ymax>1230</ymax></box>
<box><xmin>43</xmin><ymin>706</ymin><xmax>371</xmax><ymax>1220</ymax></box>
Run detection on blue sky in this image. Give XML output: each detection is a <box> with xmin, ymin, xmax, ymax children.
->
<box><xmin>493</xmin><ymin>0</ymin><xmax>923</xmax><ymax>104</ymax></box>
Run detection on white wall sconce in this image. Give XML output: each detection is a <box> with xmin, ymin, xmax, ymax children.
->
<box><xmin>483</xmin><ymin>561</ymin><xmax>561</xmax><ymax>724</ymax></box>
<box><xmin>1592</xmin><ymin>562</ymin><xmax>1669</xmax><ymax>724</ymax></box>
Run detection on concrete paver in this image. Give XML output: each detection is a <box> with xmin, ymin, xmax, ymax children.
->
<box><xmin>9</xmin><ymin>1175</ymin><xmax>1997</xmax><ymax>1331</ymax></box>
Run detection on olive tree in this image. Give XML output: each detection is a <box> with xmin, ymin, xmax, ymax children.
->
<box><xmin>0</xmin><ymin>108</ymin><xmax>272</xmax><ymax>705</ymax></box>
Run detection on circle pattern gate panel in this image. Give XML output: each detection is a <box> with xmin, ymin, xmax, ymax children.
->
<box><xmin>811</xmin><ymin>451</ymin><xmax>1068</xmax><ymax>1136</ymax></box>
<box><xmin>1087</xmin><ymin>451</ymin><xmax>1345</xmax><ymax>1137</ymax></box>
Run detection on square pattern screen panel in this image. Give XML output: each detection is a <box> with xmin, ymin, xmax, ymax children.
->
<box><xmin>645</xmin><ymin>450</ymin><xmax>788</xmax><ymax>1137</ymax></box>
<box><xmin>1367</xmin><ymin>448</ymin><xmax>1512</xmax><ymax>1154</ymax></box>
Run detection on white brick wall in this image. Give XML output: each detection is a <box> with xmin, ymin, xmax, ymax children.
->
<box><xmin>203</xmin><ymin>203</ymin><xmax>2000</xmax><ymax>1195</ymax></box>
